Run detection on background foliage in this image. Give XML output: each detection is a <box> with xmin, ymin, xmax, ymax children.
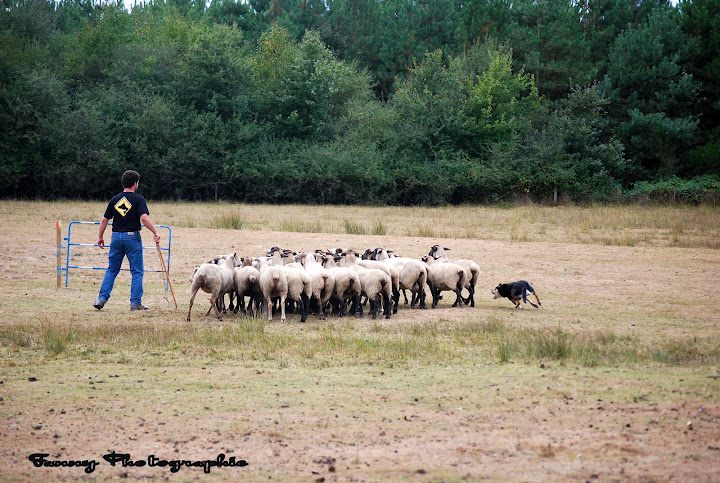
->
<box><xmin>1</xmin><ymin>0</ymin><xmax>718</xmax><ymax>204</ymax></box>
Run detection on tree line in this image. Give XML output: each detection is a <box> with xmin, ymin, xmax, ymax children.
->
<box><xmin>1</xmin><ymin>0</ymin><xmax>718</xmax><ymax>204</ymax></box>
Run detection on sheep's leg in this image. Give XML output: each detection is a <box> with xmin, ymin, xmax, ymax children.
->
<box><xmin>238</xmin><ymin>293</ymin><xmax>246</xmax><ymax>314</ymax></box>
<box><xmin>318</xmin><ymin>294</ymin><xmax>328</xmax><ymax>319</ymax></box>
<box><xmin>209</xmin><ymin>293</ymin><xmax>223</xmax><ymax>320</ymax></box>
<box><xmin>428</xmin><ymin>282</ymin><xmax>438</xmax><ymax>308</ymax></box>
<box><xmin>369</xmin><ymin>298</ymin><xmax>377</xmax><ymax>319</ymax></box>
<box><xmin>383</xmin><ymin>291</ymin><xmax>392</xmax><ymax>319</ymax></box>
<box><xmin>452</xmin><ymin>288</ymin><xmax>464</xmax><ymax>307</ymax></box>
<box><xmin>337</xmin><ymin>299</ymin><xmax>345</xmax><ymax>317</ymax></box>
<box><xmin>265</xmin><ymin>294</ymin><xmax>273</xmax><ymax>321</ymax></box>
<box><xmin>434</xmin><ymin>289</ymin><xmax>441</xmax><ymax>308</ymax></box>
<box><xmin>462</xmin><ymin>285</ymin><xmax>475</xmax><ymax>307</ymax></box>
<box><xmin>227</xmin><ymin>292</ymin><xmax>235</xmax><ymax>313</ymax></box>
<box><xmin>279</xmin><ymin>292</ymin><xmax>287</xmax><ymax>323</ymax></box>
<box><xmin>187</xmin><ymin>286</ymin><xmax>201</xmax><ymax>322</ymax></box>
<box><xmin>403</xmin><ymin>289</ymin><xmax>409</xmax><ymax>305</ymax></box>
<box><xmin>352</xmin><ymin>294</ymin><xmax>362</xmax><ymax>316</ymax></box>
<box><xmin>246</xmin><ymin>294</ymin><xmax>255</xmax><ymax>317</ymax></box>
<box><xmin>299</xmin><ymin>293</ymin><xmax>309</xmax><ymax>323</ymax></box>
<box><xmin>392</xmin><ymin>289</ymin><xmax>400</xmax><ymax>314</ymax></box>
<box><xmin>237</xmin><ymin>293</ymin><xmax>245</xmax><ymax>314</ymax></box>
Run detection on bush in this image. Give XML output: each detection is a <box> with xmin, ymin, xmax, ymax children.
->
<box><xmin>625</xmin><ymin>175</ymin><xmax>720</xmax><ymax>204</ymax></box>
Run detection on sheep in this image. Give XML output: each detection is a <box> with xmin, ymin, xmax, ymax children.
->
<box><xmin>356</xmin><ymin>256</ymin><xmax>400</xmax><ymax>313</ymax></box>
<box><xmin>205</xmin><ymin>253</ymin><xmax>245</xmax><ymax>314</ymax></box>
<box><xmin>340</xmin><ymin>250</ymin><xmax>392</xmax><ymax>319</ymax></box>
<box><xmin>296</xmin><ymin>251</ymin><xmax>335</xmax><ymax>319</ymax></box>
<box><xmin>421</xmin><ymin>255</ymin><xmax>467</xmax><ymax>309</ymax></box>
<box><xmin>370</xmin><ymin>248</ymin><xmax>428</xmax><ymax>310</ymax></box>
<box><xmin>233</xmin><ymin>261</ymin><xmax>262</xmax><ymax>316</ymax></box>
<box><xmin>268</xmin><ymin>251</ymin><xmax>311</xmax><ymax>322</ymax></box>
<box><xmin>268</xmin><ymin>247</ymin><xmax>297</xmax><ymax>264</ymax></box>
<box><xmin>255</xmin><ymin>256</ymin><xmax>288</xmax><ymax>323</ymax></box>
<box><xmin>319</xmin><ymin>252</ymin><xmax>361</xmax><ymax>316</ymax></box>
<box><xmin>187</xmin><ymin>253</ymin><xmax>239</xmax><ymax>322</ymax></box>
<box><xmin>428</xmin><ymin>245</ymin><xmax>481</xmax><ymax>307</ymax></box>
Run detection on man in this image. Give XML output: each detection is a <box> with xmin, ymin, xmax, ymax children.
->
<box><xmin>93</xmin><ymin>170</ymin><xmax>161</xmax><ymax>311</ymax></box>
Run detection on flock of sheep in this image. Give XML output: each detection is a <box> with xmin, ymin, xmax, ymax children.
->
<box><xmin>186</xmin><ymin>245</ymin><xmax>483</xmax><ymax>323</ymax></box>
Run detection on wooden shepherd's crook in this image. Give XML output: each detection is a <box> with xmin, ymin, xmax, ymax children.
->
<box><xmin>156</xmin><ymin>241</ymin><xmax>177</xmax><ymax>309</ymax></box>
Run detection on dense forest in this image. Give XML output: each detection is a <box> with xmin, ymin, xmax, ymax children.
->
<box><xmin>1</xmin><ymin>0</ymin><xmax>719</xmax><ymax>204</ymax></box>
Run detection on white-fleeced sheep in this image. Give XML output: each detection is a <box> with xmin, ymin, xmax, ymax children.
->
<box><xmin>371</xmin><ymin>248</ymin><xmax>428</xmax><ymax>310</ymax></box>
<box><xmin>255</xmin><ymin>256</ymin><xmax>288</xmax><ymax>323</ymax></box>
<box><xmin>296</xmin><ymin>252</ymin><xmax>335</xmax><ymax>319</ymax></box>
<box><xmin>268</xmin><ymin>251</ymin><xmax>312</xmax><ymax>322</ymax></box>
<box><xmin>421</xmin><ymin>255</ymin><xmax>467</xmax><ymax>309</ymax></box>
<box><xmin>187</xmin><ymin>253</ymin><xmax>240</xmax><ymax>322</ymax></box>
<box><xmin>428</xmin><ymin>245</ymin><xmax>481</xmax><ymax>307</ymax></box>
<box><xmin>233</xmin><ymin>262</ymin><xmax>262</xmax><ymax>316</ymax></box>
<box><xmin>341</xmin><ymin>250</ymin><xmax>393</xmax><ymax>319</ymax></box>
<box><xmin>319</xmin><ymin>252</ymin><xmax>361</xmax><ymax>316</ymax></box>
<box><xmin>356</xmin><ymin>257</ymin><xmax>400</xmax><ymax>311</ymax></box>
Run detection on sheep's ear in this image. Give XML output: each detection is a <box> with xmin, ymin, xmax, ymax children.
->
<box><xmin>444</xmin><ymin>247</ymin><xmax>451</xmax><ymax>251</ymax></box>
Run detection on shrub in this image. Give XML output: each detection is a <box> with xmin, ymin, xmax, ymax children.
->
<box><xmin>625</xmin><ymin>175</ymin><xmax>720</xmax><ymax>204</ymax></box>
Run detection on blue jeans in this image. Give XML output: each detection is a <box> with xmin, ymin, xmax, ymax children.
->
<box><xmin>98</xmin><ymin>232</ymin><xmax>144</xmax><ymax>305</ymax></box>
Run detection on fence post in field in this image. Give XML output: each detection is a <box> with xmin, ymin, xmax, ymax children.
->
<box><xmin>56</xmin><ymin>220</ymin><xmax>62</xmax><ymax>289</ymax></box>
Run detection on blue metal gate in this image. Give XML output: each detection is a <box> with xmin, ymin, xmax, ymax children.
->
<box><xmin>60</xmin><ymin>221</ymin><xmax>173</xmax><ymax>290</ymax></box>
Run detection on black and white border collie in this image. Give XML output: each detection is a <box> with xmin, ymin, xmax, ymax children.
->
<box><xmin>492</xmin><ymin>281</ymin><xmax>541</xmax><ymax>309</ymax></box>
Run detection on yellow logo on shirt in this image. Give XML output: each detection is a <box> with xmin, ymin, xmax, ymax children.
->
<box><xmin>114</xmin><ymin>197</ymin><xmax>132</xmax><ymax>217</ymax></box>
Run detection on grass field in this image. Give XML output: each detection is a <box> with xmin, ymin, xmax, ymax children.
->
<box><xmin>1</xmin><ymin>201</ymin><xmax>719</xmax><ymax>481</ymax></box>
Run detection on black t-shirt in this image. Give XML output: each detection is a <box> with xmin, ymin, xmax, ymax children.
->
<box><xmin>104</xmin><ymin>191</ymin><xmax>150</xmax><ymax>232</ymax></box>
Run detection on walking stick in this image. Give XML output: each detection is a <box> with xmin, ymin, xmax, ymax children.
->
<box><xmin>156</xmin><ymin>241</ymin><xmax>178</xmax><ymax>309</ymax></box>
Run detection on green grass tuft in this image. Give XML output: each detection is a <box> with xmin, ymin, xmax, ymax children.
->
<box><xmin>343</xmin><ymin>219</ymin><xmax>367</xmax><ymax>235</ymax></box>
<box><xmin>42</xmin><ymin>322</ymin><xmax>77</xmax><ymax>357</ymax></box>
<box><xmin>209</xmin><ymin>211</ymin><xmax>245</xmax><ymax>230</ymax></box>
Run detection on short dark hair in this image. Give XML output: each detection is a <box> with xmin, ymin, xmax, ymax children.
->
<box><xmin>121</xmin><ymin>170</ymin><xmax>140</xmax><ymax>188</ymax></box>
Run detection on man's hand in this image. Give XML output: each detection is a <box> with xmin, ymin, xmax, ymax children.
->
<box><xmin>153</xmin><ymin>233</ymin><xmax>161</xmax><ymax>244</ymax></box>
<box><xmin>98</xmin><ymin>217</ymin><xmax>109</xmax><ymax>250</ymax></box>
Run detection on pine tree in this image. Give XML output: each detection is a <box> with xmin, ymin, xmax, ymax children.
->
<box><xmin>681</xmin><ymin>0</ymin><xmax>720</xmax><ymax>175</ymax></box>
<box><xmin>599</xmin><ymin>6</ymin><xmax>699</xmax><ymax>178</ymax></box>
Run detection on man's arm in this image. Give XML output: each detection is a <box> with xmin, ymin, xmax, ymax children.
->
<box><xmin>98</xmin><ymin>217</ymin><xmax>109</xmax><ymax>249</ymax></box>
<box><xmin>140</xmin><ymin>213</ymin><xmax>161</xmax><ymax>244</ymax></box>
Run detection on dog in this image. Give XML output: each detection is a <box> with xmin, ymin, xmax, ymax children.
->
<box><xmin>492</xmin><ymin>281</ymin><xmax>541</xmax><ymax>309</ymax></box>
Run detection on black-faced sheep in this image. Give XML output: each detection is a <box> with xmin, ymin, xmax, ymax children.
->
<box><xmin>370</xmin><ymin>248</ymin><xmax>428</xmax><ymax>310</ymax></box>
<box><xmin>296</xmin><ymin>252</ymin><xmax>335</xmax><ymax>319</ymax></box>
<box><xmin>319</xmin><ymin>252</ymin><xmax>361</xmax><ymax>317</ymax></box>
<box><xmin>233</xmin><ymin>260</ymin><xmax>262</xmax><ymax>316</ymax></box>
<box><xmin>256</xmin><ymin>256</ymin><xmax>289</xmax><ymax>323</ymax></box>
<box><xmin>341</xmin><ymin>250</ymin><xmax>393</xmax><ymax>319</ymax></box>
<box><xmin>268</xmin><ymin>251</ymin><xmax>311</xmax><ymax>322</ymax></box>
<box><xmin>428</xmin><ymin>245</ymin><xmax>480</xmax><ymax>307</ymax></box>
<box><xmin>187</xmin><ymin>253</ymin><xmax>239</xmax><ymax>322</ymax></box>
<box><xmin>421</xmin><ymin>255</ymin><xmax>467</xmax><ymax>309</ymax></box>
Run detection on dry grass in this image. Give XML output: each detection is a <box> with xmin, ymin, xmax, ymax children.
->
<box><xmin>1</xmin><ymin>201</ymin><xmax>720</xmax><ymax>481</ymax></box>
<box><xmin>9</xmin><ymin>200</ymin><xmax>718</xmax><ymax>248</ymax></box>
